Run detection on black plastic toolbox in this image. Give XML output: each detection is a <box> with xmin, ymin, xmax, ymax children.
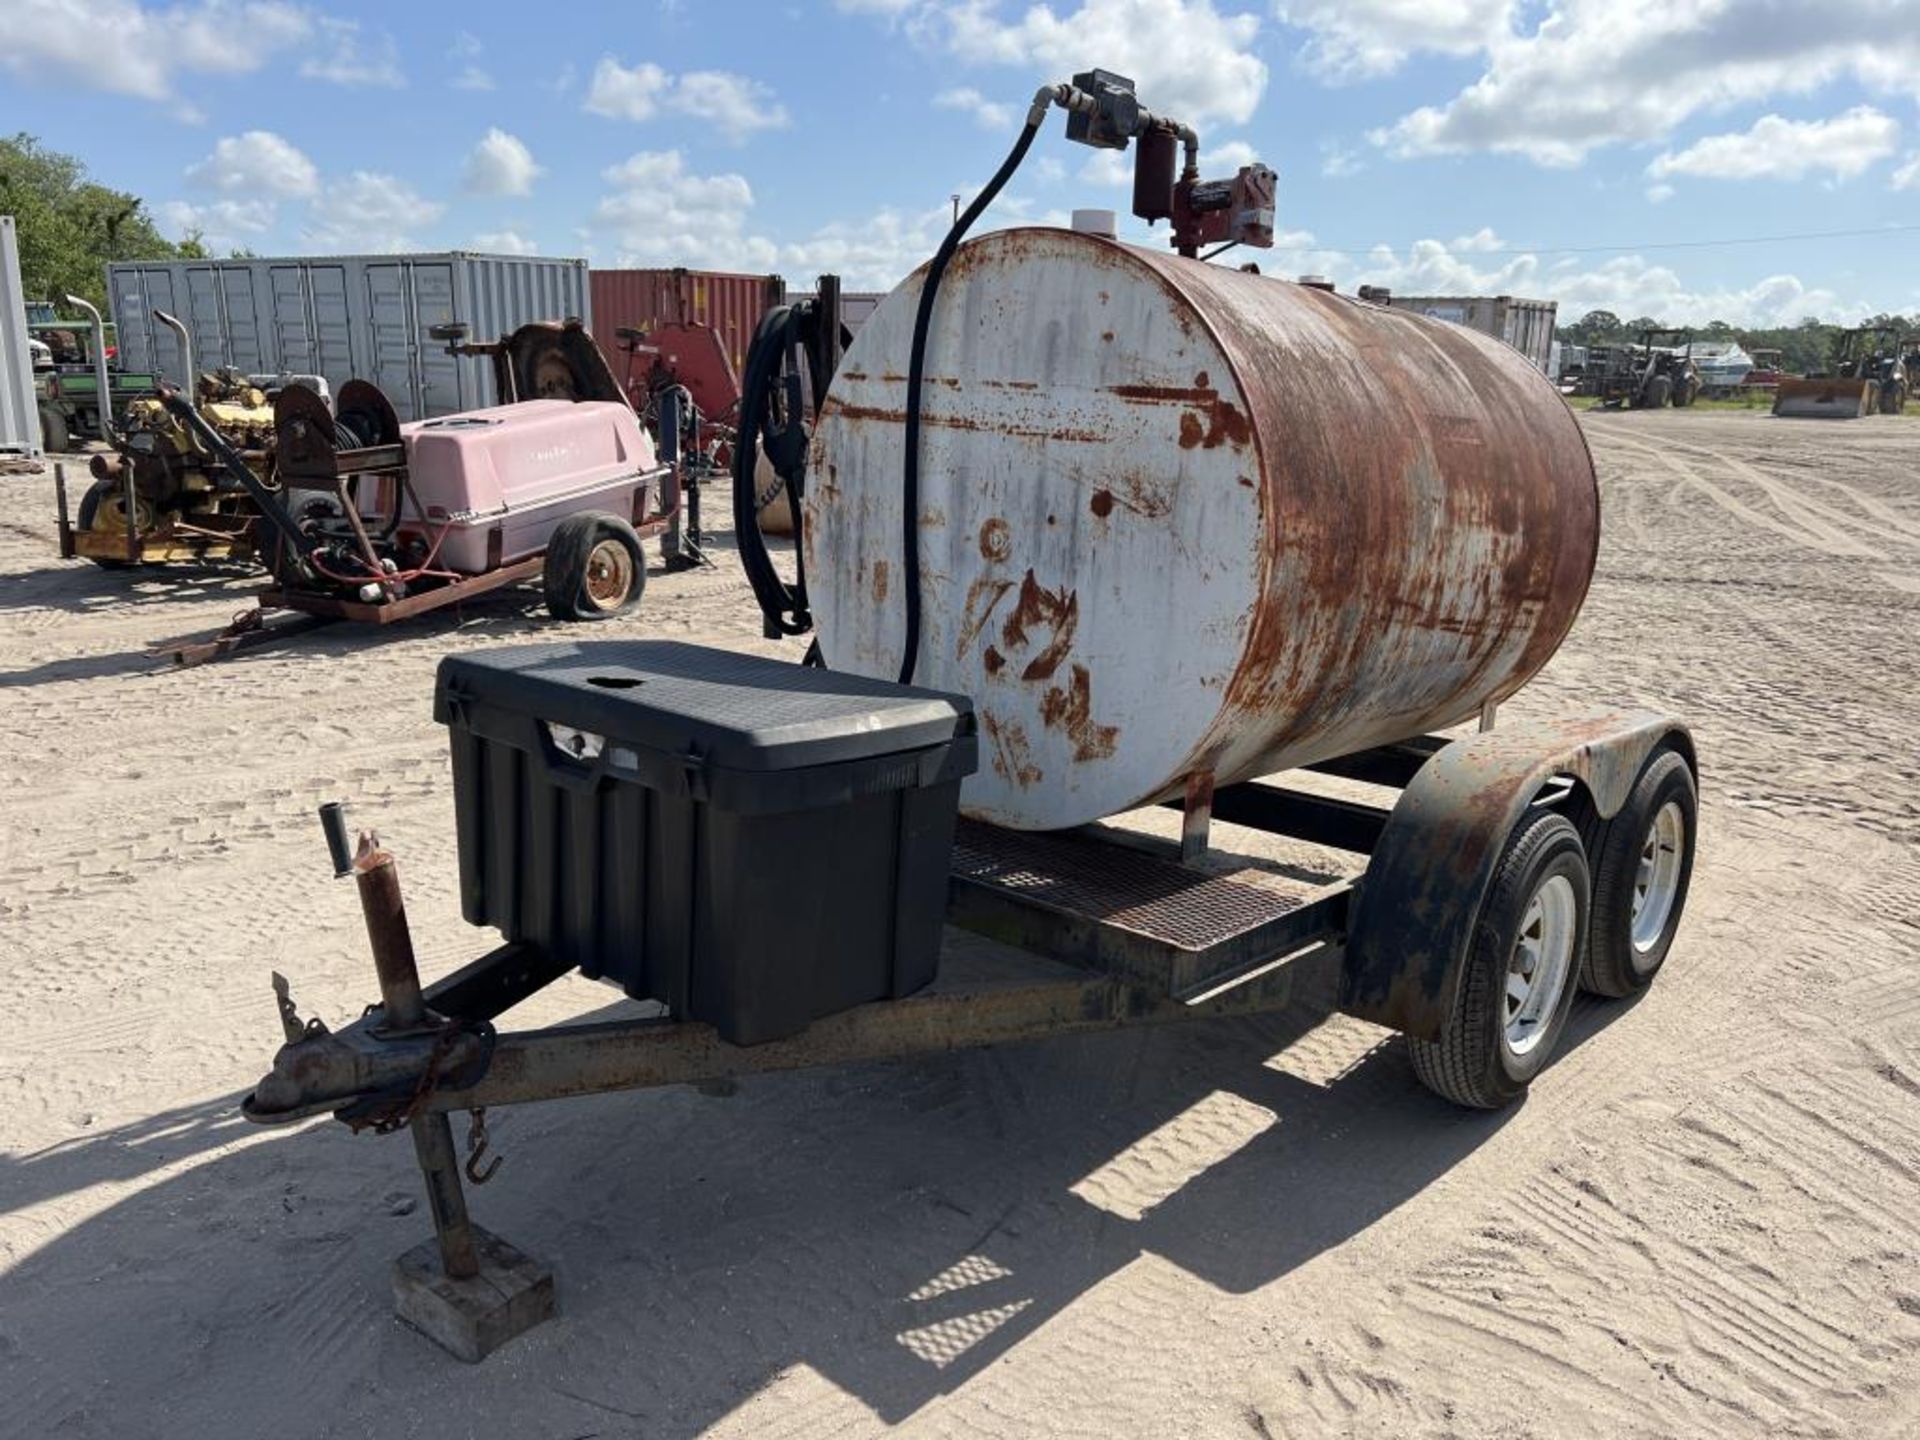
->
<box><xmin>433</xmin><ymin>641</ymin><xmax>977</xmax><ymax>1046</ymax></box>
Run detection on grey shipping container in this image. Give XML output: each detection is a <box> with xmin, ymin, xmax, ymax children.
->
<box><xmin>1386</xmin><ymin>294</ymin><xmax>1557</xmax><ymax>374</ymax></box>
<box><xmin>2</xmin><ymin>217</ymin><xmax>40</xmax><ymax>456</ymax></box>
<box><xmin>106</xmin><ymin>252</ymin><xmax>591</xmax><ymax>423</ymax></box>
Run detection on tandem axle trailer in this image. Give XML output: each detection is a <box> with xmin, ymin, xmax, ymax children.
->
<box><xmin>245</xmin><ymin>707</ymin><xmax>1697</xmax><ymax>1362</ymax></box>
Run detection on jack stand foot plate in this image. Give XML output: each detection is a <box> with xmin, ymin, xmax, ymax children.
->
<box><xmin>393</xmin><ymin>1225</ymin><xmax>554</xmax><ymax>1362</ymax></box>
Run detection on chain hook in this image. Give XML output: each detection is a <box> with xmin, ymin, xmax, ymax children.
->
<box><xmin>464</xmin><ymin>1107</ymin><xmax>502</xmax><ymax>1185</ymax></box>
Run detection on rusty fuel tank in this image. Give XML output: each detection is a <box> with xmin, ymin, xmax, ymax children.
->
<box><xmin>804</xmin><ymin>227</ymin><xmax>1597</xmax><ymax>830</ymax></box>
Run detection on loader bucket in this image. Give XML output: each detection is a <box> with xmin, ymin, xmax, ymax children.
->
<box><xmin>1772</xmin><ymin>376</ymin><xmax>1874</xmax><ymax>419</ymax></box>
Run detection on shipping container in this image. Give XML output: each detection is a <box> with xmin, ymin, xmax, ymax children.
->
<box><xmin>107</xmin><ymin>252</ymin><xmax>591</xmax><ymax>422</ymax></box>
<box><xmin>589</xmin><ymin>268</ymin><xmax>784</xmax><ymax>393</ymax></box>
<box><xmin>1</xmin><ymin>217</ymin><xmax>39</xmax><ymax>457</ymax></box>
<box><xmin>1386</xmin><ymin>294</ymin><xmax>1557</xmax><ymax>374</ymax></box>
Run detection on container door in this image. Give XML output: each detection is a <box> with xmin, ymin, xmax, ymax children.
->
<box><xmin>410</xmin><ymin>261</ymin><xmax>461</xmax><ymax>418</ymax></box>
<box><xmin>110</xmin><ymin>270</ymin><xmax>156</xmax><ymax>376</ymax></box>
<box><xmin>366</xmin><ymin>262</ymin><xmax>418</xmax><ymax>419</ymax></box>
<box><xmin>141</xmin><ymin>269</ymin><xmax>185</xmax><ymax>383</ymax></box>
<box><xmin>220</xmin><ymin>267</ymin><xmax>263</xmax><ymax>376</ymax></box>
<box><xmin>308</xmin><ymin>265</ymin><xmax>353</xmax><ymax>391</ymax></box>
<box><xmin>185</xmin><ymin>266</ymin><xmax>226</xmax><ymax>374</ymax></box>
<box><xmin>269</xmin><ymin>265</ymin><xmax>312</xmax><ymax>373</ymax></box>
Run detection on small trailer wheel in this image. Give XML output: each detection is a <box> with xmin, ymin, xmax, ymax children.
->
<box><xmin>1407</xmin><ymin>809</ymin><xmax>1591</xmax><ymax>1109</ymax></box>
<box><xmin>544</xmin><ymin>512</ymin><xmax>646</xmax><ymax>622</ymax></box>
<box><xmin>1580</xmin><ymin>748</ymin><xmax>1696</xmax><ymax>998</ymax></box>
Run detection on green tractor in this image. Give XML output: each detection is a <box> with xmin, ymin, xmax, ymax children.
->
<box><xmin>29</xmin><ymin>297</ymin><xmax>158</xmax><ymax>452</ymax></box>
<box><xmin>1591</xmin><ymin>327</ymin><xmax>1701</xmax><ymax>410</ymax></box>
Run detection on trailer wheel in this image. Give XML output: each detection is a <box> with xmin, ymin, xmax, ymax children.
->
<box><xmin>544</xmin><ymin>512</ymin><xmax>646</xmax><ymax>622</ymax></box>
<box><xmin>39</xmin><ymin>405</ymin><xmax>70</xmax><ymax>455</ymax></box>
<box><xmin>1580</xmin><ymin>748</ymin><xmax>1696</xmax><ymax>999</ymax></box>
<box><xmin>1407</xmin><ymin>809</ymin><xmax>1590</xmax><ymax>1109</ymax></box>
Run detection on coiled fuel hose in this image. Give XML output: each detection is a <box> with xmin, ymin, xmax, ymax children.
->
<box><xmin>736</xmin><ymin>82</ymin><xmax>1090</xmax><ymax>673</ymax></box>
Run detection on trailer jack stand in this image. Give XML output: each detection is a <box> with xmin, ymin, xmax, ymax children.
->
<box><xmin>348</xmin><ymin>829</ymin><xmax>554</xmax><ymax>1360</ymax></box>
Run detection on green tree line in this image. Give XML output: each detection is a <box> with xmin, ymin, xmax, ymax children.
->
<box><xmin>1556</xmin><ymin>309</ymin><xmax>1918</xmax><ymax>375</ymax></box>
<box><xmin>1</xmin><ymin>132</ymin><xmax>210</xmax><ymax>310</ymax></box>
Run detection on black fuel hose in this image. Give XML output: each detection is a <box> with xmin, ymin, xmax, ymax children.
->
<box><xmin>733</xmin><ymin>300</ymin><xmax>837</xmax><ymax>638</ymax></box>
<box><xmin>897</xmin><ymin>108</ymin><xmax>1045</xmax><ymax>684</ymax></box>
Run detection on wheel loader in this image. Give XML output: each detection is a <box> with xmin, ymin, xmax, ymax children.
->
<box><xmin>1773</xmin><ymin>325</ymin><xmax>1908</xmax><ymax>419</ymax></box>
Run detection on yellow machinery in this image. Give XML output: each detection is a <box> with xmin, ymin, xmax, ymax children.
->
<box><xmin>1773</xmin><ymin>325</ymin><xmax>1909</xmax><ymax>419</ymax></box>
<box><xmin>55</xmin><ymin>309</ymin><xmax>278</xmax><ymax>568</ymax></box>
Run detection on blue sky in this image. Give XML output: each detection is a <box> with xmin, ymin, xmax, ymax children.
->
<box><xmin>4</xmin><ymin>0</ymin><xmax>1917</xmax><ymax>326</ymax></box>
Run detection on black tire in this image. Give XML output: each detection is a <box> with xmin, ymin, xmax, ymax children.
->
<box><xmin>1644</xmin><ymin>375</ymin><xmax>1673</xmax><ymax>409</ymax></box>
<box><xmin>1673</xmin><ymin>375</ymin><xmax>1699</xmax><ymax>407</ymax></box>
<box><xmin>1407</xmin><ymin>809</ymin><xmax>1591</xmax><ymax>1109</ymax></box>
<box><xmin>1880</xmin><ymin>381</ymin><xmax>1907</xmax><ymax>416</ymax></box>
<box><xmin>39</xmin><ymin>405</ymin><xmax>70</xmax><ymax>455</ymax></box>
<box><xmin>542</xmin><ymin>511</ymin><xmax>645</xmax><ymax>622</ymax></box>
<box><xmin>1580</xmin><ymin>748</ymin><xmax>1697</xmax><ymax>999</ymax></box>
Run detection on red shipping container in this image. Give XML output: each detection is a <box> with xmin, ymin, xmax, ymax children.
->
<box><xmin>589</xmin><ymin>267</ymin><xmax>785</xmax><ymax>399</ymax></box>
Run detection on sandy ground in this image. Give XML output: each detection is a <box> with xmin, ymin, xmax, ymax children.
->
<box><xmin>1</xmin><ymin>408</ymin><xmax>1918</xmax><ymax>1439</ymax></box>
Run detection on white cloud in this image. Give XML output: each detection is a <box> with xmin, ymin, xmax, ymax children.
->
<box><xmin>303</xmin><ymin>172</ymin><xmax>443</xmax><ymax>252</ymax></box>
<box><xmin>1320</xmin><ymin>141</ymin><xmax>1363</xmax><ymax>177</ymax></box>
<box><xmin>1080</xmin><ymin>148</ymin><xmax>1134</xmax><ymax>187</ymax></box>
<box><xmin>448</xmin><ymin>30</ymin><xmax>493</xmax><ymax>90</ymax></box>
<box><xmin>462</xmin><ymin>128</ymin><xmax>542</xmax><ymax>196</ymax></box>
<box><xmin>1895</xmin><ymin>152</ymin><xmax>1920</xmax><ymax>190</ymax></box>
<box><xmin>297</xmin><ymin>16</ymin><xmax>403</xmax><ymax>88</ymax></box>
<box><xmin>475</xmin><ymin>230</ymin><xmax>539</xmax><ymax>256</ymax></box>
<box><xmin>592</xmin><ymin>150</ymin><xmax>778</xmax><ymax>271</ymax></box>
<box><xmin>835</xmin><ymin>0</ymin><xmax>919</xmax><ymax>10</ymax></box>
<box><xmin>1449</xmin><ymin>226</ymin><xmax>1504</xmax><ymax>252</ymax></box>
<box><xmin>1270</xmin><ymin>227</ymin><xmax>1866</xmax><ymax>327</ymax></box>
<box><xmin>671</xmin><ymin>70</ymin><xmax>790</xmax><ymax>141</ymax></box>
<box><xmin>1209</xmin><ymin>139</ymin><xmax>1259</xmax><ymax>171</ymax></box>
<box><xmin>584</xmin><ymin>59</ymin><xmax>789</xmax><ymax>142</ymax></box>
<box><xmin>1647</xmin><ymin>107</ymin><xmax>1900</xmax><ymax>182</ymax></box>
<box><xmin>184</xmin><ymin>130</ymin><xmax>319</xmax><ymax>197</ymax></box>
<box><xmin>935</xmin><ymin>86</ymin><xmax>1018</xmax><ymax>130</ymax></box>
<box><xmin>1274</xmin><ymin>0</ymin><xmax>1512</xmax><ymax>80</ymax></box>
<box><xmin>925</xmin><ymin>0</ymin><xmax>1268</xmax><ymax>128</ymax></box>
<box><xmin>587</xmin><ymin>149</ymin><xmax>1070</xmax><ymax>289</ymax></box>
<box><xmin>585</xmin><ymin>57</ymin><xmax>669</xmax><ymax>118</ymax></box>
<box><xmin>0</xmin><ymin>0</ymin><xmax>309</xmax><ymax>104</ymax></box>
<box><xmin>1375</xmin><ymin>0</ymin><xmax>1920</xmax><ymax>167</ymax></box>
<box><xmin>158</xmin><ymin>197</ymin><xmax>277</xmax><ymax>249</ymax></box>
<box><xmin>1645</xmin><ymin>182</ymin><xmax>1675</xmax><ymax>203</ymax></box>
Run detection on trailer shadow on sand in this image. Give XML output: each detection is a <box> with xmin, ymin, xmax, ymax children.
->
<box><xmin>0</xmin><ymin>985</ymin><xmax>1638</xmax><ymax>1437</ymax></box>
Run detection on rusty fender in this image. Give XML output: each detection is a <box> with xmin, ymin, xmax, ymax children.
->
<box><xmin>1339</xmin><ymin>709</ymin><xmax>1696</xmax><ymax>1039</ymax></box>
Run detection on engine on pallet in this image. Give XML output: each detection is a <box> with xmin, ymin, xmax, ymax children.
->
<box><xmin>69</xmin><ymin>367</ymin><xmax>279</xmax><ymax>568</ymax></box>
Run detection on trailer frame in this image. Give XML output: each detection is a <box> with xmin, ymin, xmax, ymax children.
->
<box><xmin>242</xmin><ymin>705</ymin><xmax>1693</xmax><ymax>1362</ymax></box>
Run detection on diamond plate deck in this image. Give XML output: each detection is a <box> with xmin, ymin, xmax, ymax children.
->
<box><xmin>947</xmin><ymin>819</ymin><xmax>1350</xmax><ymax>1004</ymax></box>
<box><xmin>951</xmin><ymin>819</ymin><xmax>1307</xmax><ymax>952</ymax></box>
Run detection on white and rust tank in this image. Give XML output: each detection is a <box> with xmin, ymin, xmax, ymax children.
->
<box><xmin>804</xmin><ymin>227</ymin><xmax>1598</xmax><ymax>830</ymax></box>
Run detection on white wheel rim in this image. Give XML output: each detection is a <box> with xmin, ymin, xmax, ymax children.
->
<box><xmin>1503</xmin><ymin>873</ymin><xmax>1578</xmax><ymax>1058</ymax></box>
<box><xmin>1629</xmin><ymin>800</ymin><xmax>1686</xmax><ymax>960</ymax></box>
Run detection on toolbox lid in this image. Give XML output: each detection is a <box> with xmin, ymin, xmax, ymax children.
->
<box><xmin>435</xmin><ymin>640</ymin><xmax>975</xmax><ymax>773</ymax></box>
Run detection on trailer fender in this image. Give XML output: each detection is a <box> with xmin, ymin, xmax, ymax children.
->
<box><xmin>1340</xmin><ymin>709</ymin><xmax>1695</xmax><ymax>1039</ymax></box>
